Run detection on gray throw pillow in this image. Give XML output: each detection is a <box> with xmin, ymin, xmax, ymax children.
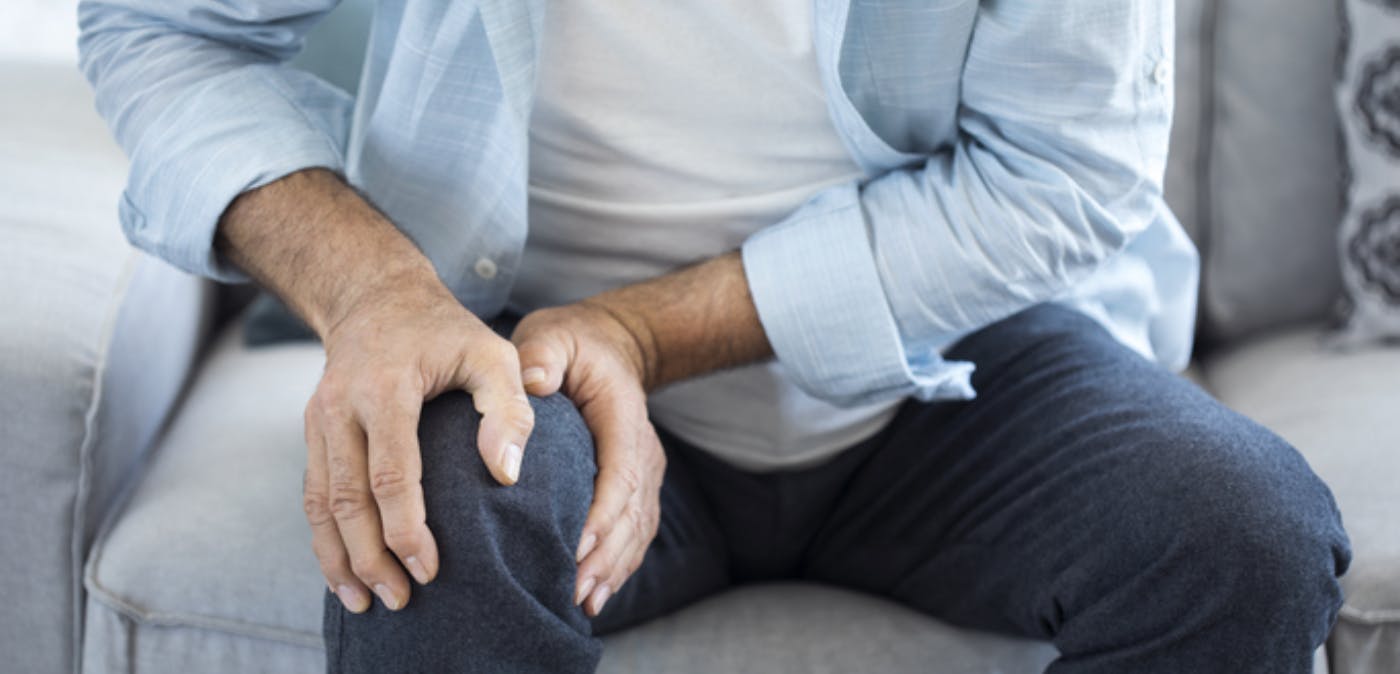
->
<box><xmin>1335</xmin><ymin>0</ymin><xmax>1400</xmax><ymax>345</ymax></box>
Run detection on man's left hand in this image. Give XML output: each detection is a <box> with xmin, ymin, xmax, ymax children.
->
<box><xmin>510</xmin><ymin>303</ymin><xmax>666</xmax><ymax>618</ymax></box>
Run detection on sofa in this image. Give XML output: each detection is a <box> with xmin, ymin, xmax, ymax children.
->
<box><xmin>2</xmin><ymin>0</ymin><xmax>1396</xmax><ymax>672</ymax></box>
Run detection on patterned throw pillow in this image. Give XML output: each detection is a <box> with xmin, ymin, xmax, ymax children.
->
<box><xmin>1335</xmin><ymin>0</ymin><xmax>1400</xmax><ymax>345</ymax></box>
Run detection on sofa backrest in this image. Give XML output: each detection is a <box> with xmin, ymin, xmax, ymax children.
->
<box><xmin>294</xmin><ymin>0</ymin><xmax>1347</xmax><ymax>350</ymax></box>
<box><xmin>1167</xmin><ymin>0</ymin><xmax>1345</xmax><ymax>347</ymax></box>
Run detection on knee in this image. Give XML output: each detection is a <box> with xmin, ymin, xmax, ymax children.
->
<box><xmin>416</xmin><ymin>392</ymin><xmax>595</xmax><ymax>563</ymax></box>
<box><xmin>1154</xmin><ymin>428</ymin><xmax>1351</xmax><ymax>634</ymax></box>
<box><xmin>418</xmin><ymin>391</ymin><xmax>594</xmax><ymax>491</ymax></box>
<box><xmin>328</xmin><ymin>392</ymin><xmax>602</xmax><ymax>670</ymax></box>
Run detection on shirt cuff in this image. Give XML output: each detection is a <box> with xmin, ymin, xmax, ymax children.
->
<box><xmin>741</xmin><ymin>182</ymin><xmax>977</xmax><ymax>407</ymax></box>
<box><xmin>119</xmin><ymin>66</ymin><xmax>350</xmax><ymax>282</ymax></box>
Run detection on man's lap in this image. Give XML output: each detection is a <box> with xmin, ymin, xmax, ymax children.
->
<box><xmin>325</xmin><ymin>303</ymin><xmax>1350</xmax><ymax>673</ymax></box>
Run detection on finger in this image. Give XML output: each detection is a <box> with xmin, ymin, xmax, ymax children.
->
<box><xmin>513</xmin><ymin>332</ymin><xmax>568</xmax><ymax>398</ymax></box>
<box><xmin>461</xmin><ymin>340</ymin><xmax>534</xmax><ymax>486</ymax></box>
<box><xmin>324</xmin><ymin>408</ymin><xmax>412</xmax><ymax>610</ymax></box>
<box><xmin>577</xmin><ymin>506</ymin><xmax>639</xmax><ymax>616</ymax></box>
<box><xmin>304</xmin><ymin>404</ymin><xmax>371</xmax><ymax>613</ymax></box>
<box><xmin>573</xmin><ymin>414</ymin><xmax>644</xmax><ymax>607</ymax></box>
<box><xmin>575</xmin><ymin>455</ymin><xmax>633</xmax><ymax>564</ymax></box>
<box><xmin>360</xmin><ymin>382</ymin><xmax>438</xmax><ymax>586</ymax></box>
<box><xmin>581</xmin><ymin>423</ymin><xmax>664</xmax><ymax>616</ymax></box>
<box><xmin>578</xmin><ymin>468</ymin><xmax>656</xmax><ymax>612</ymax></box>
<box><xmin>574</xmin><ymin>394</ymin><xmax>647</xmax><ymax>563</ymax></box>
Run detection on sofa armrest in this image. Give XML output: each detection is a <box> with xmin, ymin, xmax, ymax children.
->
<box><xmin>87</xmin><ymin>255</ymin><xmax>217</xmax><ymax>547</ymax></box>
<box><xmin>0</xmin><ymin>60</ymin><xmax>217</xmax><ymax>674</ymax></box>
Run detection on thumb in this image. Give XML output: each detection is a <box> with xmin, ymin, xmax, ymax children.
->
<box><xmin>514</xmin><ymin>332</ymin><xmax>569</xmax><ymax>397</ymax></box>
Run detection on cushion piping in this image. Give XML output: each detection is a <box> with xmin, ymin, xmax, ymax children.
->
<box><xmin>70</xmin><ymin>250</ymin><xmax>140</xmax><ymax>674</ymax></box>
<box><xmin>1339</xmin><ymin>604</ymin><xmax>1400</xmax><ymax>624</ymax></box>
<box><xmin>82</xmin><ymin>563</ymin><xmax>323</xmax><ymax>650</ymax></box>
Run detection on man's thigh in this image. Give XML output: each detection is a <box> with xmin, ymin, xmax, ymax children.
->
<box><xmin>800</xmin><ymin>304</ymin><xmax>1349</xmax><ymax>671</ymax></box>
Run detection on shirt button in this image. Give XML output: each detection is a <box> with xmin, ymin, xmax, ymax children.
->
<box><xmin>473</xmin><ymin>256</ymin><xmax>498</xmax><ymax>280</ymax></box>
<box><xmin>1152</xmin><ymin>60</ymin><xmax>1171</xmax><ymax>86</ymax></box>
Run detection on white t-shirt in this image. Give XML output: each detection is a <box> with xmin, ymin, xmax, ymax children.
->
<box><xmin>513</xmin><ymin>0</ymin><xmax>902</xmax><ymax>470</ymax></box>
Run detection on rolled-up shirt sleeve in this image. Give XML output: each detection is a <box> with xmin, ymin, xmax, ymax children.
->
<box><xmin>742</xmin><ymin>0</ymin><xmax>1172</xmax><ymax>407</ymax></box>
<box><xmin>78</xmin><ymin>0</ymin><xmax>351</xmax><ymax>281</ymax></box>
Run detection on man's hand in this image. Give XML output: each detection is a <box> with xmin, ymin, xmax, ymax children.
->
<box><xmin>511</xmin><ymin>304</ymin><xmax>666</xmax><ymax>617</ymax></box>
<box><xmin>218</xmin><ymin>169</ymin><xmax>770</xmax><ymax>619</ymax></box>
<box><xmin>217</xmin><ymin>169</ymin><xmax>535</xmax><ymax>614</ymax></box>
<box><xmin>510</xmin><ymin>252</ymin><xmax>773</xmax><ymax>616</ymax></box>
<box><xmin>303</xmin><ymin>280</ymin><xmax>535</xmax><ymax>614</ymax></box>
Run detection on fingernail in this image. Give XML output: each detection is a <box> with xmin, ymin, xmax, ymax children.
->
<box><xmin>336</xmin><ymin>584</ymin><xmax>370</xmax><ymax>613</ymax></box>
<box><xmin>522</xmin><ymin>367</ymin><xmax>547</xmax><ymax>386</ymax></box>
<box><xmin>374</xmin><ymin>583</ymin><xmax>402</xmax><ymax>611</ymax></box>
<box><xmin>575</xmin><ymin>576</ymin><xmax>596</xmax><ymax>606</ymax></box>
<box><xmin>576</xmin><ymin>533</ymin><xmax>597</xmax><ymax>562</ymax></box>
<box><xmin>589</xmin><ymin>584</ymin><xmax>612</xmax><ymax>615</ymax></box>
<box><xmin>405</xmin><ymin>556</ymin><xmax>430</xmax><ymax>585</ymax></box>
<box><xmin>503</xmin><ymin>443</ymin><xmax>523</xmax><ymax>483</ymax></box>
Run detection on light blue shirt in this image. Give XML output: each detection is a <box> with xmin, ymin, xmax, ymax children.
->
<box><xmin>78</xmin><ymin>0</ymin><xmax>1198</xmax><ymax>407</ymax></box>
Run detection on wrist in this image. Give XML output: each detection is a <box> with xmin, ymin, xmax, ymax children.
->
<box><xmin>578</xmin><ymin>298</ymin><xmax>660</xmax><ymax>391</ymax></box>
<box><xmin>318</xmin><ymin>262</ymin><xmax>451</xmax><ymax>342</ymax></box>
<box><xmin>218</xmin><ymin>168</ymin><xmax>450</xmax><ymax>340</ymax></box>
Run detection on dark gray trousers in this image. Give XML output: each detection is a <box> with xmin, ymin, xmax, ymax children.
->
<box><xmin>324</xmin><ymin>303</ymin><xmax>1351</xmax><ymax>673</ymax></box>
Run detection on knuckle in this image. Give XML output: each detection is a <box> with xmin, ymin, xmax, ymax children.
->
<box><xmin>624</xmin><ymin>499</ymin><xmax>644</xmax><ymax>522</ymax></box>
<box><xmin>579</xmin><ymin>560</ymin><xmax>604</xmax><ymax>581</ymax></box>
<box><xmin>302</xmin><ymin>491</ymin><xmax>334</xmax><ymax>526</ymax></box>
<box><xmin>510</xmin><ymin>402</ymin><xmax>536</xmax><ymax>432</ymax></box>
<box><xmin>317</xmin><ymin>377</ymin><xmax>349</xmax><ymax>409</ymax></box>
<box><xmin>514</xmin><ymin>336</ymin><xmax>543</xmax><ymax>358</ymax></box>
<box><xmin>317</xmin><ymin>557</ymin><xmax>349</xmax><ymax>583</ymax></box>
<box><xmin>363</xmin><ymin>371</ymin><xmax>415</xmax><ymax>409</ymax></box>
<box><xmin>327</xmin><ymin>453</ymin><xmax>356</xmax><ymax>483</ymax></box>
<box><xmin>496</xmin><ymin>338</ymin><xmax>522</xmax><ymax>364</ymax></box>
<box><xmin>368</xmin><ymin>464</ymin><xmax>412</xmax><ymax>501</ymax></box>
<box><xmin>614</xmin><ymin>464</ymin><xmax>644</xmax><ymax>494</ymax></box>
<box><xmin>348</xmin><ymin>553</ymin><xmax>384</xmax><ymax>579</ymax></box>
<box><xmin>382</xmin><ymin>526</ymin><xmax>419</xmax><ymax>552</ymax></box>
<box><xmin>625</xmin><ymin>502</ymin><xmax>647</xmax><ymax>531</ymax></box>
<box><xmin>329</xmin><ymin>486</ymin><xmax>373</xmax><ymax>521</ymax></box>
<box><xmin>478</xmin><ymin>338</ymin><xmax>517</xmax><ymax>367</ymax></box>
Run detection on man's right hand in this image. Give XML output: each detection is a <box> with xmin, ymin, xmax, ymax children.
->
<box><xmin>215</xmin><ymin>169</ymin><xmax>535</xmax><ymax>613</ymax></box>
<box><xmin>304</xmin><ymin>280</ymin><xmax>535</xmax><ymax>613</ymax></box>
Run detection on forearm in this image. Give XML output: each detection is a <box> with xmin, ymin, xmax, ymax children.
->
<box><xmin>216</xmin><ymin>168</ymin><xmax>448</xmax><ymax>338</ymax></box>
<box><xmin>583</xmin><ymin>252</ymin><xmax>772</xmax><ymax>391</ymax></box>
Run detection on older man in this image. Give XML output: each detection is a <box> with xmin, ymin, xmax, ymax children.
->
<box><xmin>79</xmin><ymin>0</ymin><xmax>1349</xmax><ymax>672</ymax></box>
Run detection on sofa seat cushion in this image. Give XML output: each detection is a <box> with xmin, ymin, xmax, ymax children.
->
<box><xmin>82</xmin><ymin>327</ymin><xmax>327</xmax><ymax>674</ymax></box>
<box><xmin>1204</xmin><ymin>326</ymin><xmax>1400</xmax><ymax>672</ymax></box>
<box><xmin>84</xmin><ymin>324</ymin><xmax>1057</xmax><ymax>673</ymax></box>
<box><xmin>600</xmin><ymin>583</ymin><xmax>1054</xmax><ymax>673</ymax></box>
